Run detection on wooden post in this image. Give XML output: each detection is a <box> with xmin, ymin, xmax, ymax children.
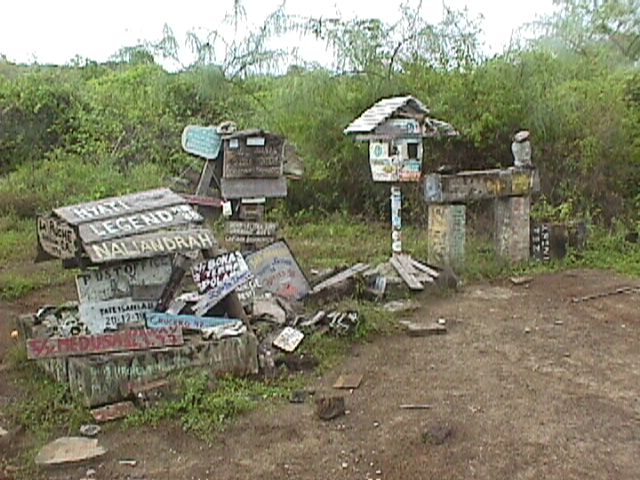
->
<box><xmin>391</xmin><ymin>186</ymin><xmax>402</xmax><ymax>255</ymax></box>
<box><xmin>427</xmin><ymin>204</ymin><xmax>466</xmax><ymax>267</ymax></box>
<box><xmin>494</xmin><ymin>196</ymin><xmax>530</xmax><ymax>263</ymax></box>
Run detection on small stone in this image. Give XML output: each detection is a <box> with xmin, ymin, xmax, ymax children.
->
<box><xmin>118</xmin><ymin>459</ymin><xmax>137</xmax><ymax>467</ymax></box>
<box><xmin>86</xmin><ymin>468</ymin><xmax>96</xmax><ymax>477</ymax></box>
<box><xmin>437</xmin><ymin>318</ymin><xmax>446</xmax><ymax>325</ymax></box>
<box><xmin>405</xmin><ymin>322</ymin><xmax>447</xmax><ymax>337</ymax></box>
<box><xmin>373</xmin><ymin>421</ymin><xmax>380</xmax><ymax>428</ymax></box>
<box><xmin>524</xmin><ymin>327</ymin><xmax>531</xmax><ymax>334</ymax></box>
<box><xmin>0</xmin><ymin>426</ymin><xmax>8</xmax><ymax>437</ymax></box>
<box><xmin>315</xmin><ymin>396</ymin><xmax>346</xmax><ymax>421</ymax></box>
<box><xmin>422</xmin><ymin>425</ymin><xmax>453</xmax><ymax>445</ymax></box>
<box><xmin>35</xmin><ymin>437</ymin><xmax>107</xmax><ymax>465</ymax></box>
<box><xmin>341</xmin><ymin>462</ymin><xmax>348</xmax><ymax>469</ymax></box>
<box><xmin>79</xmin><ymin>424</ymin><xmax>101</xmax><ymax>437</ymax></box>
<box><xmin>376</xmin><ymin>469</ymin><xmax>382</xmax><ymax>475</ymax></box>
<box><xmin>554</xmin><ymin>320</ymin><xmax>564</xmax><ymax>325</ymax></box>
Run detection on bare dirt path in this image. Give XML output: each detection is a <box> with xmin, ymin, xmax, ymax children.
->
<box><xmin>2</xmin><ymin>269</ymin><xmax>640</xmax><ymax>480</ymax></box>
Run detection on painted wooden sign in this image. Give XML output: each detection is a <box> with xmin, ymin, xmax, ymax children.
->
<box><xmin>79</xmin><ymin>297</ymin><xmax>157</xmax><ymax>333</ymax></box>
<box><xmin>26</xmin><ymin>326</ymin><xmax>183</xmax><ymax>360</ymax></box>
<box><xmin>427</xmin><ymin>204</ymin><xmax>466</xmax><ymax>267</ymax></box>
<box><xmin>531</xmin><ymin>224</ymin><xmax>551</xmax><ymax>262</ymax></box>
<box><xmin>273</xmin><ymin>326</ymin><xmax>304</xmax><ymax>352</ymax></box>
<box><xmin>220</xmin><ymin>177</ymin><xmax>287</xmax><ymax>199</ymax></box>
<box><xmin>75</xmin><ymin>256</ymin><xmax>173</xmax><ymax>303</ymax></box>
<box><xmin>368</xmin><ymin>140</ymin><xmax>423</xmax><ymax>183</ymax></box>
<box><xmin>373</xmin><ymin>118</ymin><xmax>422</xmax><ymax>137</ymax></box>
<box><xmin>37</xmin><ymin>215</ymin><xmax>78</xmax><ymax>259</ymax></box>
<box><xmin>147</xmin><ymin>312</ymin><xmax>238</xmax><ymax>331</ymax></box>
<box><xmin>181</xmin><ymin>194</ymin><xmax>223</xmax><ymax>208</ymax></box>
<box><xmin>191</xmin><ymin>252</ymin><xmax>252</xmax><ymax>315</ymax></box>
<box><xmin>181</xmin><ymin>125</ymin><xmax>222</xmax><ymax>160</ymax></box>
<box><xmin>54</xmin><ymin>188</ymin><xmax>186</xmax><ymax>225</ymax></box>
<box><xmin>245</xmin><ymin>241</ymin><xmax>310</xmax><ymax>301</ymax></box>
<box><xmin>85</xmin><ymin>228</ymin><xmax>216</xmax><ymax>264</ymax></box>
<box><xmin>224</xmin><ymin>221</ymin><xmax>278</xmax><ymax>244</ymax></box>
<box><xmin>78</xmin><ymin>204</ymin><xmax>202</xmax><ymax>243</ymax></box>
<box><xmin>223</xmin><ymin>132</ymin><xmax>284</xmax><ymax>179</ymax></box>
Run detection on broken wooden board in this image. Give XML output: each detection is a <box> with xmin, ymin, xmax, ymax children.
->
<box><xmin>91</xmin><ymin>401</ymin><xmax>138</xmax><ymax>423</ymax></box>
<box><xmin>85</xmin><ymin>228</ymin><xmax>216</xmax><ymax>264</ymax></box>
<box><xmin>75</xmin><ymin>256</ymin><xmax>173</xmax><ymax>303</ymax></box>
<box><xmin>310</xmin><ymin>263</ymin><xmax>370</xmax><ymax>295</ymax></box>
<box><xmin>78</xmin><ymin>204</ymin><xmax>203</xmax><ymax>243</ymax></box>
<box><xmin>37</xmin><ymin>214</ymin><xmax>79</xmax><ymax>260</ymax></box>
<box><xmin>220</xmin><ymin>177</ymin><xmax>287</xmax><ymax>199</ymax></box>
<box><xmin>79</xmin><ymin>297</ymin><xmax>157</xmax><ymax>333</ymax></box>
<box><xmin>181</xmin><ymin>194</ymin><xmax>223</xmax><ymax>208</ymax></box>
<box><xmin>224</xmin><ymin>221</ymin><xmax>278</xmax><ymax>245</ymax></box>
<box><xmin>191</xmin><ymin>252</ymin><xmax>252</xmax><ymax>316</ymax></box>
<box><xmin>402</xmin><ymin>322</ymin><xmax>447</xmax><ymax>337</ymax></box>
<box><xmin>246</xmin><ymin>241</ymin><xmax>310</xmax><ymax>301</ymax></box>
<box><xmin>273</xmin><ymin>327</ymin><xmax>304</xmax><ymax>352</ymax></box>
<box><xmin>424</xmin><ymin>168</ymin><xmax>540</xmax><ymax>204</ymax></box>
<box><xmin>26</xmin><ymin>326</ymin><xmax>183</xmax><ymax>359</ymax></box>
<box><xmin>333</xmin><ymin>374</ymin><xmax>363</xmax><ymax>390</ymax></box>
<box><xmin>54</xmin><ymin>188</ymin><xmax>186</xmax><ymax>225</ymax></box>
<box><xmin>390</xmin><ymin>255</ymin><xmax>424</xmax><ymax>291</ymax></box>
<box><xmin>35</xmin><ymin>437</ymin><xmax>107</xmax><ymax>465</ymax></box>
<box><xmin>147</xmin><ymin>312</ymin><xmax>238</xmax><ymax>331</ymax></box>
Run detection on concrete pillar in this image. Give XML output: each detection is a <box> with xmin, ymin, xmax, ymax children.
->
<box><xmin>495</xmin><ymin>196</ymin><xmax>530</xmax><ymax>263</ymax></box>
<box><xmin>427</xmin><ymin>204</ymin><xmax>466</xmax><ymax>267</ymax></box>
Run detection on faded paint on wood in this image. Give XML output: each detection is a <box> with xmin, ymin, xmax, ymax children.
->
<box><xmin>245</xmin><ymin>241</ymin><xmax>310</xmax><ymax>301</ymax></box>
<box><xmin>181</xmin><ymin>125</ymin><xmax>222</xmax><ymax>160</ymax></box>
<box><xmin>86</xmin><ymin>228</ymin><xmax>216</xmax><ymax>264</ymax></box>
<box><xmin>79</xmin><ymin>298</ymin><xmax>157</xmax><ymax>333</ymax></box>
<box><xmin>37</xmin><ymin>215</ymin><xmax>78</xmax><ymax>259</ymax></box>
<box><xmin>223</xmin><ymin>133</ymin><xmax>284</xmax><ymax>179</ymax></box>
<box><xmin>424</xmin><ymin>168</ymin><xmax>540</xmax><ymax>204</ymax></box>
<box><xmin>181</xmin><ymin>194</ymin><xmax>223</xmax><ymax>208</ymax></box>
<box><xmin>26</xmin><ymin>326</ymin><xmax>183</xmax><ymax>359</ymax></box>
<box><xmin>224</xmin><ymin>221</ymin><xmax>278</xmax><ymax>244</ymax></box>
<box><xmin>75</xmin><ymin>256</ymin><xmax>173</xmax><ymax>303</ymax></box>
<box><xmin>191</xmin><ymin>252</ymin><xmax>252</xmax><ymax>315</ymax></box>
<box><xmin>147</xmin><ymin>312</ymin><xmax>238</xmax><ymax>331</ymax></box>
<box><xmin>220</xmin><ymin>177</ymin><xmax>287</xmax><ymax>199</ymax></box>
<box><xmin>54</xmin><ymin>188</ymin><xmax>186</xmax><ymax>225</ymax></box>
<box><xmin>390</xmin><ymin>255</ymin><xmax>424</xmax><ymax>291</ymax></box>
<box><xmin>239</xmin><ymin>203</ymin><xmax>265</xmax><ymax>221</ymax></box>
<box><xmin>495</xmin><ymin>196</ymin><xmax>531</xmax><ymax>263</ymax></box>
<box><xmin>427</xmin><ymin>204</ymin><xmax>466</xmax><ymax>267</ymax></box>
<box><xmin>78</xmin><ymin>204</ymin><xmax>202</xmax><ymax>243</ymax></box>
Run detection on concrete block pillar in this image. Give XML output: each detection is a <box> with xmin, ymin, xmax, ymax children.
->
<box><xmin>495</xmin><ymin>196</ymin><xmax>531</xmax><ymax>263</ymax></box>
<box><xmin>427</xmin><ymin>204</ymin><xmax>466</xmax><ymax>267</ymax></box>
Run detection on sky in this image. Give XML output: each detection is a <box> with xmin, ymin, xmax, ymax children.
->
<box><xmin>0</xmin><ymin>0</ymin><xmax>557</xmax><ymax>69</ymax></box>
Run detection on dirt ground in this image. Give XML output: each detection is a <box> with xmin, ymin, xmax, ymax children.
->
<box><xmin>1</xmin><ymin>268</ymin><xmax>639</xmax><ymax>480</ymax></box>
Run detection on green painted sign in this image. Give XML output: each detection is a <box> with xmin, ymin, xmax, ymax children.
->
<box><xmin>181</xmin><ymin>125</ymin><xmax>222</xmax><ymax>160</ymax></box>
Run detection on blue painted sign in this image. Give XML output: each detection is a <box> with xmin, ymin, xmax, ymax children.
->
<box><xmin>181</xmin><ymin>125</ymin><xmax>222</xmax><ymax>160</ymax></box>
<box><xmin>147</xmin><ymin>313</ymin><xmax>238</xmax><ymax>331</ymax></box>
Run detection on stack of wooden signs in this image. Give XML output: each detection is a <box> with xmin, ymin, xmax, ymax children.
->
<box><xmin>28</xmin><ymin>188</ymin><xmax>250</xmax><ymax>361</ymax></box>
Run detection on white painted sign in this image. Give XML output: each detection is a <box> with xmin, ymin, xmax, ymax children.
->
<box><xmin>273</xmin><ymin>327</ymin><xmax>304</xmax><ymax>352</ymax></box>
<box><xmin>75</xmin><ymin>256</ymin><xmax>173</xmax><ymax>303</ymax></box>
<box><xmin>79</xmin><ymin>297</ymin><xmax>157</xmax><ymax>333</ymax></box>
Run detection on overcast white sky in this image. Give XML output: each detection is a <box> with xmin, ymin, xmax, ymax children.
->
<box><xmin>0</xmin><ymin>0</ymin><xmax>557</xmax><ymax>68</ymax></box>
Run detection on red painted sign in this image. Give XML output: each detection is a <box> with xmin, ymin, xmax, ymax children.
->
<box><xmin>26</xmin><ymin>327</ymin><xmax>183</xmax><ymax>359</ymax></box>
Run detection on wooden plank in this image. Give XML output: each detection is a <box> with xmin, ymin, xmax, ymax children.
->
<box><xmin>147</xmin><ymin>312</ymin><xmax>238</xmax><ymax>331</ymax></box>
<box><xmin>79</xmin><ymin>298</ymin><xmax>158</xmax><ymax>333</ymax></box>
<box><xmin>410</xmin><ymin>258</ymin><xmax>440</xmax><ymax>278</ymax></box>
<box><xmin>311</xmin><ymin>263</ymin><xmax>370</xmax><ymax>294</ymax></box>
<box><xmin>54</xmin><ymin>188</ymin><xmax>186</xmax><ymax>225</ymax></box>
<box><xmin>75</xmin><ymin>256</ymin><xmax>173</xmax><ymax>303</ymax></box>
<box><xmin>78</xmin><ymin>204</ymin><xmax>202</xmax><ymax>243</ymax></box>
<box><xmin>26</xmin><ymin>326</ymin><xmax>183</xmax><ymax>359</ymax></box>
<box><xmin>181</xmin><ymin>125</ymin><xmax>222</xmax><ymax>160</ymax></box>
<box><xmin>220</xmin><ymin>177</ymin><xmax>287</xmax><ymax>199</ymax></box>
<box><xmin>191</xmin><ymin>252</ymin><xmax>253</xmax><ymax>316</ymax></box>
<box><xmin>37</xmin><ymin>215</ymin><xmax>78</xmax><ymax>260</ymax></box>
<box><xmin>181</xmin><ymin>194</ymin><xmax>223</xmax><ymax>208</ymax></box>
<box><xmin>333</xmin><ymin>374</ymin><xmax>363</xmax><ymax>390</ymax></box>
<box><xmin>390</xmin><ymin>256</ymin><xmax>424</xmax><ymax>291</ymax></box>
<box><xmin>424</xmin><ymin>169</ymin><xmax>540</xmax><ymax>203</ymax></box>
<box><xmin>91</xmin><ymin>401</ymin><xmax>138</xmax><ymax>423</ymax></box>
<box><xmin>245</xmin><ymin>241</ymin><xmax>311</xmax><ymax>301</ymax></box>
<box><xmin>224</xmin><ymin>221</ymin><xmax>278</xmax><ymax>245</ymax></box>
<box><xmin>85</xmin><ymin>228</ymin><xmax>217</xmax><ymax>264</ymax></box>
<box><xmin>223</xmin><ymin>133</ymin><xmax>284</xmax><ymax>179</ymax></box>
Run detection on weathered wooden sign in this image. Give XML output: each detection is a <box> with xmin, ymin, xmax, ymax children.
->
<box><xmin>37</xmin><ymin>215</ymin><xmax>78</xmax><ymax>259</ymax></box>
<box><xmin>273</xmin><ymin>326</ymin><xmax>304</xmax><ymax>352</ymax></box>
<box><xmin>147</xmin><ymin>312</ymin><xmax>238</xmax><ymax>331</ymax></box>
<box><xmin>224</xmin><ymin>221</ymin><xmax>278</xmax><ymax>244</ymax></box>
<box><xmin>75</xmin><ymin>256</ymin><xmax>173</xmax><ymax>303</ymax></box>
<box><xmin>223</xmin><ymin>132</ymin><xmax>284</xmax><ymax>179</ymax></box>
<box><xmin>26</xmin><ymin>326</ymin><xmax>183</xmax><ymax>359</ymax></box>
<box><xmin>368</xmin><ymin>140</ymin><xmax>422</xmax><ymax>183</ymax></box>
<box><xmin>245</xmin><ymin>241</ymin><xmax>310</xmax><ymax>301</ymax></box>
<box><xmin>78</xmin><ymin>204</ymin><xmax>202</xmax><ymax>243</ymax></box>
<box><xmin>79</xmin><ymin>297</ymin><xmax>157</xmax><ymax>333</ymax></box>
<box><xmin>181</xmin><ymin>125</ymin><xmax>222</xmax><ymax>160</ymax></box>
<box><xmin>54</xmin><ymin>188</ymin><xmax>186</xmax><ymax>225</ymax></box>
<box><xmin>531</xmin><ymin>224</ymin><xmax>551</xmax><ymax>262</ymax></box>
<box><xmin>85</xmin><ymin>228</ymin><xmax>216</xmax><ymax>264</ymax></box>
<box><xmin>191</xmin><ymin>251</ymin><xmax>252</xmax><ymax>315</ymax></box>
<box><xmin>220</xmin><ymin>177</ymin><xmax>287</xmax><ymax>199</ymax></box>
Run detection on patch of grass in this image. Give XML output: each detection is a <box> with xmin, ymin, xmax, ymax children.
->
<box><xmin>0</xmin><ymin>215</ymin><xmax>35</xmax><ymax>263</ymax></box>
<box><xmin>126</xmin><ymin>372</ymin><xmax>301</xmax><ymax>441</ymax></box>
<box><xmin>6</xmin><ymin>345</ymin><xmax>91</xmax><ymax>443</ymax></box>
<box><xmin>0</xmin><ymin>267</ymin><xmax>73</xmax><ymax>301</ymax></box>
